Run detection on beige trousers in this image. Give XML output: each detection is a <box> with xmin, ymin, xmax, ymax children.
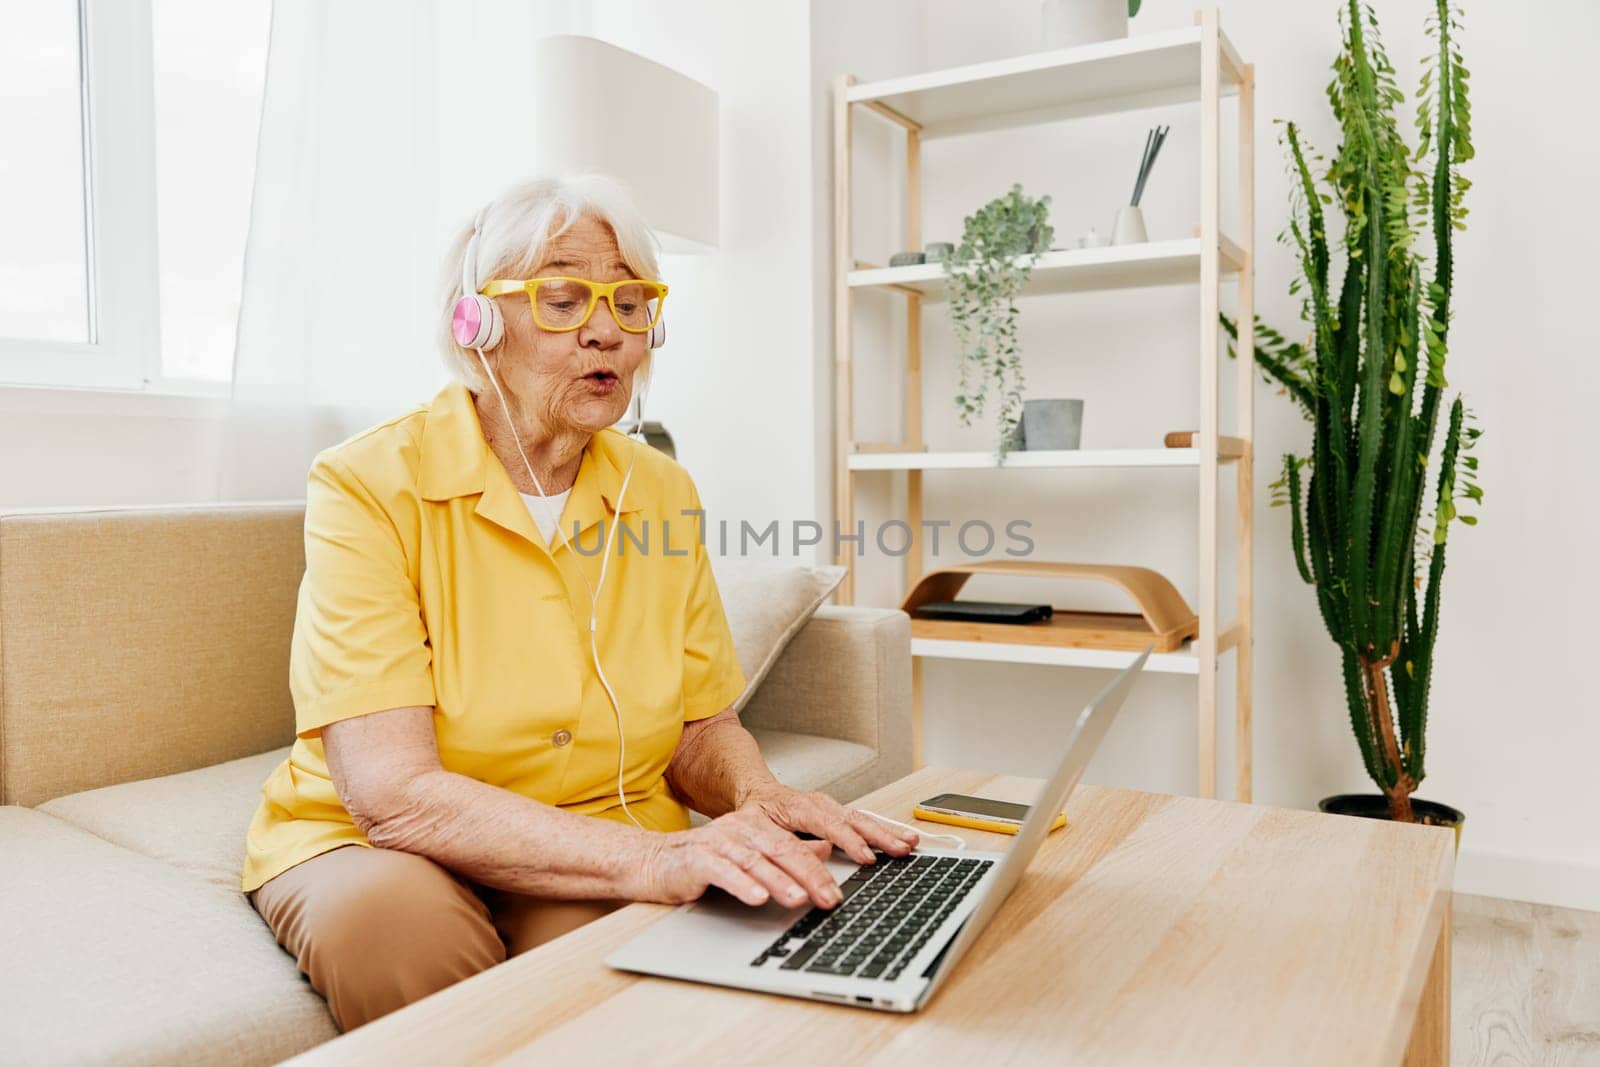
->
<box><xmin>249</xmin><ymin>845</ymin><xmax>623</xmax><ymax>1032</ymax></box>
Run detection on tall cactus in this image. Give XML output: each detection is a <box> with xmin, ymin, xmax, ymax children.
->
<box><xmin>1226</xmin><ymin>0</ymin><xmax>1481</xmax><ymax>822</ymax></box>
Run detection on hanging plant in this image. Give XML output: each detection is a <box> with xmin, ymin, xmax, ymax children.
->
<box><xmin>942</xmin><ymin>184</ymin><xmax>1055</xmax><ymax>462</ymax></box>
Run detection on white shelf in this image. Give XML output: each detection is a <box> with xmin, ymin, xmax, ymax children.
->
<box><xmin>848</xmin><ymin>238</ymin><xmax>1240</xmax><ymax>301</ymax></box>
<box><xmin>847</xmin><ymin>26</ymin><xmax>1243</xmax><ymax>138</ymax></box>
<box><xmin>849</xmin><ymin>448</ymin><xmax>1204</xmax><ymax>471</ymax></box>
<box><xmin>912</xmin><ymin>637</ymin><xmax>1200</xmax><ymax>674</ymax></box>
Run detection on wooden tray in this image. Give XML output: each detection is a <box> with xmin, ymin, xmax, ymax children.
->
<box><xmin>899</xmin><ymin>560</ymin><xmax>1198</xmax><ymax>653</ymax></box>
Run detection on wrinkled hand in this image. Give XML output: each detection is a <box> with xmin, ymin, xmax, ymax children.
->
<box><xmin>638</xmin><ymin>806</ymin><xmax>845</xmax><ymax>910</ymax></box>
<box><xmin>743</xmin><ymin>784</ymin><xmax>919</xmax><ymax>869</ymax></box>
<box><xmin>636</xmin><ymin>787</ymin><xmax>919</xmax><ymax>911</ymax></box>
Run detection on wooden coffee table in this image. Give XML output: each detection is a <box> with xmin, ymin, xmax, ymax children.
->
<box><xmin>285</xmin><ymin>766</ymin><xmax>1455</xmax><ymax>1066</ymax></box>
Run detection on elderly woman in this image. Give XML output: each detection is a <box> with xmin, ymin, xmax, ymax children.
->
<box><xmin>241</xmin><ymin>175</ymin><xmax>917</xmax><ymax>1031</ymax></box>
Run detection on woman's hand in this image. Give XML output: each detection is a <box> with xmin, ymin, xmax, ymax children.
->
<box><xmin>636</xmin><ymin>803</ymin><xmax>858</xmax><ymax>910</ymax></box>
<box><xmin>743</xmin><ymin>784</ymin><xmax>920</xmax><ymax>867</ymax></box>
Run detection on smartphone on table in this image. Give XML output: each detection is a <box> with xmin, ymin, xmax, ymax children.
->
<box><xmin>912</xmin><ymin>792</ymin><xmax>1068</xmax><ymax>836</ymax></box>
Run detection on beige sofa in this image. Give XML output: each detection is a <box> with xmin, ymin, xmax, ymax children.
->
<box><xmin>0</xmin><ymin>504</ymin><xmax>912</xmax><ymax>1065</ymax></box>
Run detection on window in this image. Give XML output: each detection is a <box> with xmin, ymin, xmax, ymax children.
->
<box><xmin>0</xmin><ymin>0</ymin><xmax>268</xmax><ymax>392</ymax></box>
<box><xmin>0</xmin><ymin>4</ymin><xmax>90</xmax><ymax>345</ymax></box>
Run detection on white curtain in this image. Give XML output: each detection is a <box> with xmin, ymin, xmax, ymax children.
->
<box><xmin>218</xmin><ymin>0</ymin><xmax>597</xmax><ymax>499</ymax></box>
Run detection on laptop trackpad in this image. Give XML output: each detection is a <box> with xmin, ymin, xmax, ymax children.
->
<box><xmin>688</xmin><ymin>852</ymin><xmax>855</xmax><ymax>928</ymax></box>
<box><xmin>690</xmin><ymin>886</ymin><xmax>800</xmax><ymax>925</ymax></box>
<box><xmin>616</xmin><ymin>856</ymin><xmax>855</xmax><ymax>964</ymax></box>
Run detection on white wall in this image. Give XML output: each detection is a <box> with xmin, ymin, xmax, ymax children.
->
<box><xmin>571</xmin><ymin>2</ymin><xmax>820</xmax><ymax>544</ymax></box>
<box><xmin>0</xmin><ymin>391</ymin><xmax>226</xmax><ymax>507</ymax></box>
<box><xmin>3</xmin><ymin>0</ymin><xmax>1594</xmax><ymax>911</ymax></box>
<box><xmin>809</xmin><ymin>0</ymin><xmax>928</xmax><ymax>547</ymax></box>
<box><xmin>812</xmin><ymin>0</ymin><xmax>1600</xmax><ymax>910</ymax></box>
<box><xmin>2</xmin><ymin>0</ymin><xmax>823</xmax><ymax>529</ymax></box>
<box><xmin>434</xmin><ymin>1</ymin><xmax>822</xmax><ymax>542</ymax></box>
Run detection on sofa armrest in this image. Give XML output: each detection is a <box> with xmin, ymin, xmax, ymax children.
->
<box><xmin>737</xmin><ymin>605</ymin><xmax>912</xmax><ymax>775</ymax></box>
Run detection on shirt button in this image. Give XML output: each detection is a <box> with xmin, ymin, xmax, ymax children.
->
<box><xmin>552</xmin><ymin>728</ymin><xmax>573</xmax><ymax>748</ymax></box>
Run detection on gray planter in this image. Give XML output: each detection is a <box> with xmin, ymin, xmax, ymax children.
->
<box><xmin>1021</xmin><ymin>398</ymin><xmax>1085</xmax><ymax>450</ymax></box>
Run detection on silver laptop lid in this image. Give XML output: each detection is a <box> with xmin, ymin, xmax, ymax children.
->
<box><xmin>917</xmin><ymin>646</ymin><xmax>1150</xmax><ymax>1004</ymax></box>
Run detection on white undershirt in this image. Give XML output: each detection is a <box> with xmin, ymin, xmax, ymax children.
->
<box><xmin>519</xmin><ymin>488</ymin><xmax>573</xmax><ymax>546</ymax></box>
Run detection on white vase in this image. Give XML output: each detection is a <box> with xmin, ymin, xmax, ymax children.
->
<box><xmin>1111</xmin><ymin>204</ymin><xmax>1148</xmax><ymax>244</ymax></box>
<box><xmin>1040</xmin><ymin>0</ymin><xmax>1128</xmax><ymax>49</ymax></box>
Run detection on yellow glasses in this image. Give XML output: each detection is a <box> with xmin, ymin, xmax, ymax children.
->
<box><xmin>480</xmin><ymin>276</ymin><xmax>669</xmax><ymax>334</ymax></box>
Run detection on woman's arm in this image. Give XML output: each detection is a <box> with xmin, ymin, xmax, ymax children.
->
<box><xmin>665</xmin><ymin>708</ymin><xmax>919</xmax><ymax>866</ymax></box>
<box><xmin>323</xmin><ymin>704</ymin><xmax>867</xmax><ymax>909</ymax></box>
<box><xmin>663</xmin><ymin>708</ymin><xmax>781</xmax><ymax>818</ymax></box>
<box><xmin>324</xmin><ymin>705</ymin><xmax>655</xmax><ymax>900</ymax></box>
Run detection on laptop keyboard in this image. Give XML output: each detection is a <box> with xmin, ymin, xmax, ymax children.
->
<box><xmin>748</xmin><ymin>852</ymin><xmax>994</xmax><ymax>982</ymax></box>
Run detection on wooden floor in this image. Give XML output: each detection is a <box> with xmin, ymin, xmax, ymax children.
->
<box><xmin>1453</xmin><ymin>894</ymin><xmax>1600</xmax><ymax>1065</ymax></box>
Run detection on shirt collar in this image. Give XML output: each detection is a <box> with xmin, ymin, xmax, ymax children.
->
<box><xmin>418</xmin><ymin>380</ymin><xmax>644</xmax><ymax>553</ymax></box>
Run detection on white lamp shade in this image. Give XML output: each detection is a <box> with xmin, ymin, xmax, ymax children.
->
<box><xmin>530</xmin><ymin>35</ymin><xmax>718</xmax><ymax>254</ymax></box>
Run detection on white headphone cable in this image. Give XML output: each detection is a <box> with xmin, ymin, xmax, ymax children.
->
<box><xmin>476</xmin><ymin>348</ymin><xmax>940</xmax><ymax>853</ymax></box>
<box><xmin>476</xmin><ymin>350</ymin><xmax>948</xmax><ymax>855</ymax></box>
<box><xmin>853</xmin><ymin>810</ymin><xmax>963</xmax><ymax>850</ymax></box>
<box><xmin>476</xmin><ymin>348</ymin><xmax>647</xmax><ymax>830</ymax></box>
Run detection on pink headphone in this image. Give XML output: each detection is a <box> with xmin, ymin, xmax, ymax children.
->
<box><xmin>450</xmin><ymin>206</ymin><xmax>667</xmax><ymax>352</ymax></box>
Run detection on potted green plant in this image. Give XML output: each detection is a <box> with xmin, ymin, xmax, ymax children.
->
<box><xmin>1226</xmin><ymin>0</ymin><xmax>1479</xmax><ymax>828</ymax></box>
<box><xmin>942</xmin><ymin>184</ymin><xmax>1055</xmax><ymax>463</ymax></box>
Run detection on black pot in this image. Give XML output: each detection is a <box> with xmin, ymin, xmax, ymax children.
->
<box><xmin>1319</xmin><ymin>794</ymin><xmax>1464</xmax><ymax>851</ymax></box>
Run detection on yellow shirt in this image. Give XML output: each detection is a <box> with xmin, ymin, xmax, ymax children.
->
<box><xmin>241</xmin><ymin>381</ymin><xmax>747</xmax><ymax>893</ymax></box>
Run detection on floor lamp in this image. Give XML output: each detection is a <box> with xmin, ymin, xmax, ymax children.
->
<box><xmin>529</xmin><ymin>35</ymin><xmax>718</xmax><ymax>459</ymax></box>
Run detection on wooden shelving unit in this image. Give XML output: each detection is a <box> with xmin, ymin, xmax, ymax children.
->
<box><xmin>831</xmin><ymin>8</ymin><xmax>1256</xmax><ymax>800</ymax></box>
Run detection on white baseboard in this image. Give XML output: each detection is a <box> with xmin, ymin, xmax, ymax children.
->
<box><xmin>1454</xmin><ymin>845</ymin><xmax>1600</xmax><ymax>912</ymax></box>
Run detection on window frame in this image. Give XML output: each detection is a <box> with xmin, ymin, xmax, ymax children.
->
<box><xmin>0</xmin><ymin>0</ymin><xmax>231</xmax><ymax>397</ymax></box>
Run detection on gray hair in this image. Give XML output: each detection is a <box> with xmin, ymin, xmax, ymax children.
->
<box><xmin>437</xmin><ymin>173</ymin><xmax>663</xmax><ymax>394</ymax></box>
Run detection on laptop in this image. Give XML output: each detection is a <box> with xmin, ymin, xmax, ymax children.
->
<box><xmin>605</xmin><ymin>646</ymin><xmax>1150</xmax><ymax>1012</ymax></box>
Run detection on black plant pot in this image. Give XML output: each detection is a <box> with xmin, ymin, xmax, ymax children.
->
<box><xmin>1319</xmin><ymin>794</ymin><xmax>1465</xmax><ymax>852</ymax></box>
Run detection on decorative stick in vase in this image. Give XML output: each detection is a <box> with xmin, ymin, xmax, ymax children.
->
<box><xmin>1113</xmin><ymin>124</ymin><xmax>1168</xmax><ymax>245</ymax></box>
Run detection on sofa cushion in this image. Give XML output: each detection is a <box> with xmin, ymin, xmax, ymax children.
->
<box><xmin>38</xmin><ymin>730</ymin><xmax>875</xmax><ymax>887</ymax></box>
<box><xmin>38</xmin><ymin>747</ymin><xmax>290</xmax><ymax>891</ymax></box>
<box><xmin>748</xmin><ymin>727</ymin><xmax>876</xmax><ymax>794</ymax></box>
<box><xmin>709</xmin><ymin>558</ymin><xmax>845</xmax><ymax>713</ymax></box>
<box><xmin>0</xmin><ymin>805</ymin><xmax>336</xmax><ymax>1066</ymax></box>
